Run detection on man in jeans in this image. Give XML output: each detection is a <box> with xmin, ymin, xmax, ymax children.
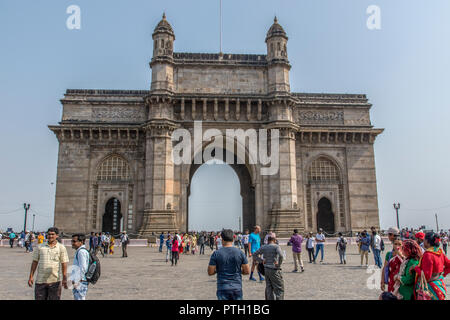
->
<box><xmin>252</xmin><ymin>235</ymin><xmax>285</xmax><ymax>300</ymax></box>
<box><xmin>28</xmin><ymin>227</ymin><xmax>69</xmax><ymax>300</ymax></box>
<box><xmin>120</xmin><ymin>231</ymin><xmax>129</xmax><ymax>257</ymax></box>
<box><xmin>198</xmin><ymin>232</ymin><xmax>206</xmax><ymax>255</ymax></box>
<box><xmin>372</xmin><ymin>230</ymin><xmax>382</xmax><ymax>268</ymax></box>
<box><xmin>288</xmin><ymin>229</ymin><xmax>304</xmax><ymax>272</ymax></box>
<box><xmin>360</xmin><ymin>231</ymin><xmax>370</xmax><ymax>267</ymax></box>
<box><xmin>208</xmin><ymin>229</ymin><xmax>250</xmax><ymax>300</ymax></box>
<box><xmin>313</xmin><ymin>228</ymin><xmax>326</xmax><ymax>263</ymax></box>
<box><xmin>70</xmin><ymin>233</ymin><xmax>90</xmax><ymax>300</ymax></box>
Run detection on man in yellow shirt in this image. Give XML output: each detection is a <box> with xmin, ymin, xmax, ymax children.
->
<box><xmin>28</xmin><ymin>227</ymin><xmax>69</xmax><ymax>300</ymax></box>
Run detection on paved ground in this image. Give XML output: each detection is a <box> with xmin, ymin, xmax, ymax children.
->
<box><xmin>1</xmin><ymin>244</ymin><xmax>449</xmax><ymax>300</ymax></box>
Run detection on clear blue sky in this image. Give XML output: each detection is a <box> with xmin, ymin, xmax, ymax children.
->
<box><xmin>1</xmin><ymin>0</ymin><xmax>450</xmax><ymax>232</ymax></box>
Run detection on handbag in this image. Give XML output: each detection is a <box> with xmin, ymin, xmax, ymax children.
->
<box><xmin>416</xmin><ymin>271</ymin><xmax>432</xmax><ymax>300</ymax></box>
<box><xmin>257</xmin><ymin>262</ymin><xmax>265</xmax><ymax>276</ymax></box>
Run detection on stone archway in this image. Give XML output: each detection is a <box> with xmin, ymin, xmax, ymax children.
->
<box><xmin>316</xmin><ymin>197</ymin><xmax>335</xmax><ymax>234</ymax></box>
<box><xmin>186</xmin><ymin>149</ymin><xmax>255</xmax><ymax>233</ymax></box>
<box><xmin>102</xmin><ymin>198</ymin><xmax>122</xmax><ymax>234</ymax></box>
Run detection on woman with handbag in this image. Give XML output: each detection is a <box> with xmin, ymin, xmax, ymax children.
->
<box><xmin>414</xmin><ymin>232</ymin><xmax>450</xmax><ymax>300</ymax></box>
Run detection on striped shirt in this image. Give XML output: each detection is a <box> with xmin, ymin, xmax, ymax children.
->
<box><xmin>253</xmin><ymin>244</ymin><xmax>283</xmax><ymax>270</ymax></box>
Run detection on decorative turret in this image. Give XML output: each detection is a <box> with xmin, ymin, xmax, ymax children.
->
<box><xmin>265</xmin><ymin>17</ymin><xmax>290</xmax><ymax>94</ymax></box>
<box><xmin>150</xmin><ymin>13</ymin><xmax>175</xmax><ymax>93</ymax></box>
<box><xmin>266</xmin><ymin>16</ymin><xmax>289</xmax><ymax>63</ymax></box>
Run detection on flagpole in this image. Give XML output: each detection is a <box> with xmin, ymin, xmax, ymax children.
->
<box><xmin>220</xmin><ymin>0</ymin><xmax>222</xmax><ymax>53</ymax></box>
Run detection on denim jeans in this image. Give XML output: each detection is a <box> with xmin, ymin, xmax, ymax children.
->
<box><xmin>73</xmin><ymin>282</ymin><xmax>88</xmax><ymax>300</ymax></box>
<box><xmin>338</xmin><ymin>249</ymin><xmax>346</xmax><ymax>263</ymax></box>
<box><xmin>217</xmin><ymin>289</ymin><xmax>243</xmax><ymax>300</ymax></box>
<box><xmin>159</xmin><ymin>242</ymin><xmax>163</xmax><ymax>252</ymax></box>
<box><xmin>373</xmin><ymin>248</ymin><xmax>382</xmax><ymax>268</ymax></box>
<box><xmin>314</xmin><ymin>244</ymin><xmax>324</xmax><ymax>261</ymax></box>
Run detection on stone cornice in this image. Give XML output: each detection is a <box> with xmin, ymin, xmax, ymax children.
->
<box><xmin>173</xmin><ymin>52</ymin><xmax>268</xmax><ymax>67</ymax></box>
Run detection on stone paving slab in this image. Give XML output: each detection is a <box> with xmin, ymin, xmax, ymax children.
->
<box><xmin>1</xmin><ymin>244</ymin><xmax>448</xmax><ymax>300</ymax></box>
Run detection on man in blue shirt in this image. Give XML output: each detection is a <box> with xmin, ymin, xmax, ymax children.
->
<box><xmin>248</xmin><ymin>225</ymin><xmax>264</xmax><ymax>281</ymax></box>
<box><xmin>208</xmin><ymin>229</ymin><xmax>249</xmax><ymax>300</ymax></box>
<box><xmin>9</xmin><ymin>231</ymin><xmax>16</xmax><ymax>248</ymax></box>
<box><xmin>159</xmin><ymin>232</ymin><xmax>165</xmax><ymax>252</ymax></box>
<box><xmin>360</xmin><ymin>231</ymin><xmax>371</xmax><ymax>267</ymax></box>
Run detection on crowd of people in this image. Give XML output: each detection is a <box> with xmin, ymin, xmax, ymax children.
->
<box><xmin>2</xmin><ymin>225</ymin><xmax>449</xmax><ymax>301</ymax></box>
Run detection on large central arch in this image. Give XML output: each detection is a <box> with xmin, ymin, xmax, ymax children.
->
<box><xmin>180</xmin><ymin>136</ymin><xmax>259</xmax><ymax>233</ymax></box>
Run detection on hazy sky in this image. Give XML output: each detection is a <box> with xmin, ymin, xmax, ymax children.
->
<box><xmin>1</xmin><ymin>0</ymin><xmax>450</xmax><ymax>232</ymax></box>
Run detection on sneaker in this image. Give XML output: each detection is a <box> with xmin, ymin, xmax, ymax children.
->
<box><xmin>344</xmin><ymin>260</ymin><xmax>347</xmax><ymax>264</ymax></box>
<box><xmin>292</xmin><ymin>269</ymin><xmax>298</xmax><ymax>273</ymax></box>
<box><xmin>249</xmin><ymin>277</ymin><xmax>257</xmax><ymax>281</ymax></box>
<box><xmin>259</xmin><ymin>276</ymin><xmax>265</xmax><ymax>282</ymax></box>
<box><xmin>301</xmin><ymin>267</ymin><xmax>305</xmax><ymax>272</ymax></box>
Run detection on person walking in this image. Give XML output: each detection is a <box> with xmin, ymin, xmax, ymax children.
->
<box><xmin>94</xmin><ymin>233</ymin><xmax>104</xmax><ymax>257</ymax></box>
<box><xmin>9</xmin><ymin>231</ymin><xmax>16</xmax><ymax>248</ymax></box>
<box><xmin>198</xmin><ymin>232</ymin><xmax>206</xmax><ymax>255</ymax></box>
<box><xmin>372</xmin><ymin>230</ymin><xmax>383</xmax><ymax>268</ymax></box>
<box><xmin>248</xmin><ymin>226</ymin><xmax>264</xmax><ymax>282</ymax></box>
<box><xmin>171</xmin><ymin>236</ymin><xmax>179</xmax><ymax>266</ymax></box>
<box><xmin>109</xmin><ymin>235</ymin><xmax>115</xmax><ymax>255</ymax></box>
<box><xmin>70</xmin><ymin>233</ymin><xmax>90</xmax><ymax>300</ymax></box>
<box><xmin>252</xmin><ymin>235</ymin><xmax>285</xmax><ymax>300</ymax></box>
<box><xmin>209</xmin><ymin>232</ymin><xmax>215</xmax><ymax>251</ymax></box>
<box><xmin>360</xmin><ymin>231</ymin><xmax>370</xmax><ymax>267</ymax></box>
<box><xmin>28</xmin><ymin>227</ymin><xmax>69</xmax><ymax>300</ymax></box>
<box><xmin>288</xmin><ymin>229</ymin><xmax>304</xmax><ymax>272</ymax></box>
<box><xmin>443</xmin><ymin>233</ymin><xmax>448</xmax><ymax>256</ymax></box>
<box><xmin>242</xmin><ymin>229</ymin><xmax>250</xmax><ymax>257</ymax></box>
<box><xmin>313</xmin><ymin>229</ymin><xmax>326</xmax><ymax>263</ymax></box>
<box><xmin>88</xmin><ymin>232</ymin><xmax>95</xmax><ymax>252</ymax></box>
<box><xmin>336</xmin><ymin>232</ymin><xmax>347</xmax><ymax>264</ymax></box>
<box><xmin>305</xmin><ymin>232</ymin><xmax>315</xmax><ymax>263</ymax></box>
<box><xmin>415</xmin><ymin>232</ymin><xmax>426</xmax><ymax>254</ymax></box>
<box><xmin>159</xmin><ymin>232</ymin><xmax>165</xmax><ymax>253</ymax></box>
<box><xmin>120</xmin><ymin>231</ymin><xmax>129</xmax><ymax>258</ymax></box>
<box><xmin>165</xmin><ymin>234</ymin><xmax>172</xmax><ymax>263</ymax></box>
<box><xmin>208</xmin><ymin>229</ymin><xmax>249</xmax><ymax>300</ymax></box>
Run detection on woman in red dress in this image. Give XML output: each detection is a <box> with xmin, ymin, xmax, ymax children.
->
<box><xmin>414</xmin><ymin>232</ymin><xmax>450</xmax><ymax>300</ymax></box>
<box><xmin>387</xmin><ymin>238</ymin><xmax>404</xmax><ymax>292</ymax></box>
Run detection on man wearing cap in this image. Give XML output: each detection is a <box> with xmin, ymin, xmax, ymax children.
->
<box><xmin>415</xmin><ymin>231</ymin><xmax>425</xmax><ymax>254</ymax></box>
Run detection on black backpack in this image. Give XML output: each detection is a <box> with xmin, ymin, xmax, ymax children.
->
<box><xmin>338</xmin><ymin>238</ymin><xmax>347</xmax><ymax>250</ymax></box>
<box><xmin>77</xmin><ymin>248</ymin><xmax>101</xmax><ymax>284</ymax></box>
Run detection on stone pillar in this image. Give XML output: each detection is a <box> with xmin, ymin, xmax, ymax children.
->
<box><xmin>139</xmin><ymin>120</ymin><xmax>178</xmax><ymax>236</ymax></box>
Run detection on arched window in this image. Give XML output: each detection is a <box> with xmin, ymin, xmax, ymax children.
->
<box><xmin>308</xmin><ymin>157</ymin><xmax>340</xmax><ymax>183</ymax></box>
<box><xmin>97</xmin><ymin>155</ymin><xmax>130</xmax><ymax>181</ymax></box>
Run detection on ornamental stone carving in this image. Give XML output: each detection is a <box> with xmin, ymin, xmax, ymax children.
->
<box><xmin>297</xmin><ymin>111</ymin><xmax>344</xmax><ymax>125</ymax></box>
<box><xmin>92</xmin><ymin>107</ymin><xmax>144</xmax><ymax>122</ymax></box>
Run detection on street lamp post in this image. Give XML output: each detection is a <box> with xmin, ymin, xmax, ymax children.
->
<box><xmin>32</xmin><ymin>214</ymin><xmax>36</xmax><ymax>232</ymax></box>
<box><xmin>23</xmin><ymin>203</ymin><xmax>30</xmax><ymax>232</ymax></box>
<box><xmin>393</xmin><ymin>203</ymin><xmax>400</xmax><ymax>229</ymax></box>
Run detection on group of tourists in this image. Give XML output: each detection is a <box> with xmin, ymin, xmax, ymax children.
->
<box><xmin>3</xmin><ymin>230</ymin><xmax>47</xmax><ymax>252</ymax></box>
<box><xmin>379</xmin><ymin>227</ymin><xmax>450</xmax><ymax>300</ymax></box>
<box><xmin>88</xmin><ymin>231</ymin><xmax>130</xmax><ymax>258</ymax></box>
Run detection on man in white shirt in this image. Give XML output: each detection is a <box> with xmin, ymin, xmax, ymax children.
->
<box><xmin>372</xmin><ymin>230</ymin><xmax>382</xmax><ymax>268</ymax></box>
<box><xmin>313</xmin><ymin>229</ymin><xmax>326</xmax><ymax>263</ymax></box>
<box><xmin>71</xmin><ymin>233</ymin><xmax>90</xmax><ymax>300</ymax></box>
<box><xmin>242</xmin><ymin>230</ymin><xmax>250</xmax><ymax>257</ymax></box>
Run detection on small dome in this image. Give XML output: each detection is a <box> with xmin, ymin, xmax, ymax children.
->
<box><xmin>265</xmin><ymin>16</ymin><xmax>287</xmax><ymax>42</ymax></box>
<box><xmin>153</xmin><ymin>13</ymin><xmax>175</xmax><ymax>38</ymax></box>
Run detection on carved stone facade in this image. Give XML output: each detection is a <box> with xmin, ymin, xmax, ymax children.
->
<box><xmin>49</xmin><ymin>15</ymin><xmax>383</xmax><ymax>237</ymax></box>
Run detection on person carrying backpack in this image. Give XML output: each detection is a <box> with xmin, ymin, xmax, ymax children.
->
<box><xmin>70</xmin><ymin>233</ymin><xmax>90</xmax><ymax>300</ymax></box>
<box><xmin>336</xmin><ymin>233</ymin><xmax>347</xmax><ymax>264</ymax></box>
<box><xmin>70</xmin><ymin>233</ymin><xmax>101</xmax><ymax>300</ymax></box>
